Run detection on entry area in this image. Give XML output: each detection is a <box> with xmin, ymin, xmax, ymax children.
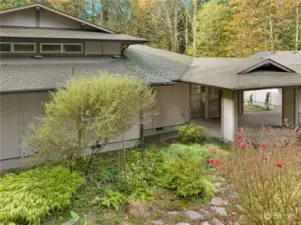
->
<box><xmin>190</xmin><ymin>84</ymin><xmax>300</xmax><ymax>141</ymax></box>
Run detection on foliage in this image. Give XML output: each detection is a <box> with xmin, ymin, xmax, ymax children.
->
<box><xmin>97</xmin><ymin>188</ymin><xmax>127</xmax><ymax>211</ymax></box>
<box><xmin>0</xmin><ymin>167</ymin><xmax>83</xmax><ymax>225</ymax></box>
<box><xmin>178</xmin><ymin>124</ymin><xmax>206</xmax><ymax>144</ymax></box>
<box><xmin>23</xmin><ymin>72</ymin><xmax>156</xmax><ymax>173</ymax></box>
<box><xmin>154</xmin><ymin>144</ymin><xmax>222</xmax><ymax>200</ymax></box>
<box><xmin>73</xmin><ymin>143</ymin><xmax>225</xmax><ymax>213</ymax></box>
<box><xmin>1</xmin><ymin>0</ymin><xmax>300</xmax><ymax>55</ymax></box>
<box><xmin>188</xmin><ymin>0</ymin><xmax>231</xmax><ymax>56</ymax></box>
<box><xmin>220</xmin><ymin>126</ymin><xmax>301</xmax><ymax>225</ymax></box>
<box><xmin>70</xmin><ymin>211</ymin><xmax>87</xmax><ymax>225</ymax></box>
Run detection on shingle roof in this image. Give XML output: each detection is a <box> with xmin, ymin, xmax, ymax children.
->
<box><xmin>181</xmin><ymin>57</ymin><xmax>301</xmax><ymax>90</ymax></box>
<box><xmin>0</xmin><ymin>45</ymin><xmax>186</xmax><ymax>92</ymax></box>
<box><xmin>250</xmin><ymin>51</ymin><xmax>301</xmax><ymax>73</ymax></box>
<box><xmin>126</xmin><ymin>45</ymin><xmax>193</xmax><ymax>81</ymax></box>
<box><xmin>1</xmin><ymin>45</ymin><xmax>301</xmax><ymax>92</ymax></box>
<box><xmin>0</xmin><ymin>27</ymin><xmax>147</xmax><ymax>43</ymax></box>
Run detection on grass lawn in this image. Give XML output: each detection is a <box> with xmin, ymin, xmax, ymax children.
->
<box><xmin>244</xmin><ymin>104</ymin><xmax>276</xmax><ymax>112</ymax></box>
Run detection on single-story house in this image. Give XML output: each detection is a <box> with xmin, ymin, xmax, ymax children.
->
<box><xmin>1</xmin><ymin>3</ymin><xmax>301</xmax><ymax>171</ymax></box>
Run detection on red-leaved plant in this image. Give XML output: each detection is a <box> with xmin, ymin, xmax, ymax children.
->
<box><xmin>219</xmin><ymin>123</ymin><xmax>301</xmax><ymax>225</ymax></box>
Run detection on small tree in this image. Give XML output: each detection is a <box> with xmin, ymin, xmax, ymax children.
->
<box><xmin>23</xmin><ymin>72</ymin><xmax>156</xmax><ymax>174</ymax></box>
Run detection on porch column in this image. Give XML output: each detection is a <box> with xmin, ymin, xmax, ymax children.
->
<box><xmin>237</xmin><ymin>91</ymin><xmax>244</xmax><ymax>116</ymax></box>
<box><xmin>282</xmin><ymin>87</ymin><xmax>299</xmax><ymax>126</ymax></box>
<box><xmin>205</xmin><ymin>87</ymin><xmax>209</xmax><ymax>119</ymax></box>
<box><xmin>221</xmin><ymin>89</ymin><xmax>238</xmax><ymax>142</ymax></box>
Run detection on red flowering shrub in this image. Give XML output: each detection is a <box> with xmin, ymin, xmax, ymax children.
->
<box><xmin>219</xmin><ymin>125</ymin><xmax>301</xmax><ymax>225</ymax></box>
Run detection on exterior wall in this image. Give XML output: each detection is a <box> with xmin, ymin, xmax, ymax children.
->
<box><xmin>40</xmin><ymin>9</ymin><xmax>80</xmax><ymax>29</ymax></box>
<box><xmin>85</xmin><ymin>41</ymin><xmax>121</xmax><ymax>55</ymax></box>
<box><xmin>0</xmin><ymin>91</ymin><xmax>140</xmax><ymax>171</ymax></box>
<box><xmin>103</xmin><ymin>42</ymin><xmax>121</xmax><ymax>55</ymax></box>
<box><xmin>0</xmin><ymin>8</ymin><xmax>36</xmax><ymax>27</ymax></box>
<box><xmin>144</xmin><ymin>82</ymin><xmax>190</xmax><ymax>136</ymax></box>
<box><xmin>85</xmin><ymin>41</ymin><xmax>103</xmax><ymax>55</ymax></box>
<box><xmin>0</xmin><ymin>8</ymin><xmax>81</xmax><ymax>29</ymax></box>
<box><xmin>244</xmin><ymin>89</ymin><xmax>282</xmax><ymax>107</ymax></box>
<box><xmin>0</xmin><ymin>92</ymin><xmax>49</xmax><ymax>161</ymax></box>
<box><xmin>221</xmin><ymin>90</ymin><xmax>238</xmax><ymax>142</ymax></box>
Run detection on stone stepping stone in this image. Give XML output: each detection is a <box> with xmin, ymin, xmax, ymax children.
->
<box><xmin>167</xmin><ymin>211</ymin><xmax>181</xmax><ymax>215</ymax></box>
<box><xmin>212</xmin><ymin>207</ymin><xmax>227</xmax><ymax>216</ymax></box>
<box><xmin>202</xmin><ymin>221</ymin><xmax>211</xmax><ymax>225</ymax></box>
<box><xmin>175</xmin><ymin>223</ymin><xmax>190</xmax><ymax>225</ymax></box>
<box><xmin>212</xmin><ymin>218</ymin><xmax>225</xmax><ymax>225</ymax></box>
<box><xmin>185</xmin><ymin>210</ymin><xmax>205</xmax><ymax>220</ymax></box>
<box><xmin>151</xmin><ymin>219</ymin><xmax>164</xmax><ymax>225</ymax></box>
<box><xmin>210</xmin><ymin>197</ymin><xmax>225</xmax><ymax>206</ymax></box>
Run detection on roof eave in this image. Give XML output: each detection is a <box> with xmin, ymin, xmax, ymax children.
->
<box><xmin>0</xmin><ymin>3</ymin><xmax>115</xmax><ymax>34</ymax></box>
<box><xmin>0</xmin><ymin>35</ymin><xmax>148</xmax><ymax>43</ymax></box>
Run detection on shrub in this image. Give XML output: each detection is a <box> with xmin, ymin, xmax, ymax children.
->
<box><xmin>97</xmin><ymin>188</ymin><xmax>127</xmax><ymax>211</ymax></box>
<box><xmin>155</xmin><ymin>144</ymin><xmax>218</xmax><ymax>200</ymax></box>
<box><xmin>0</xmin><ymin>167</ymin><xmax>84</xmax><ymax>225</ymax></box>
<box><xmin>178</xmin><ymin>124</ymin><xmax>205</xmax><ymax>143</ymax></box>
<box><xmin>220</xmin><ymin>127</ymin><xmax>301</xmax><ymax>225</ymax></box>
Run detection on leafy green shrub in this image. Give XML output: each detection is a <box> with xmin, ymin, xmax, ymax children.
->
<box><xmin>0</xmin><ymin>167</ymin><xmax>84</xmax><ymax>225</ymax></box>
<box><xmin>155</xmin><ymin>144</ymin><xmax>217</xmax><ymax>200</ymax></box>
<box><xmin>178</xmin><ymin>124</ymin><xmax>205</xmax><ymax>143</ymax></box>
<box><xmin>98</xmin><ymin>188</ymin><xmax>127</xmax><ymax>211</ymax></box>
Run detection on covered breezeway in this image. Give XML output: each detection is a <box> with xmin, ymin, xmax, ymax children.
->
<box><xmin>193</xmin><ymin>110</ymin><xmax>282</xmax><ymax>139</ymax></box>
<box><xmin>182</xmin><ymin>54</ymin><xmax>301</xmax><ymax>142</ymax></box>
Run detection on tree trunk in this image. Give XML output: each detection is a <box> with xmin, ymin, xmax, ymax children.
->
<box><xmin>192</xmin><ymin>0</ymin><xmax>198</xmax><ymax>56</ymax></box>
<box><xmin>91</xmin><ymin>0</ymin><xmax>96</xmax><ymax>23</ymax></box>
<box><xmin>173</xmin><ymin>0</ymin><xmax>179</xmax><ymax>52</ymax></box>
<box><xmin>296</xmin><ymin>0</ymin><xmax>299</xmax><ymax>51</ymax></box>
<box><xmin>269</xmin><ymin>16</ymin><xmax>274</xmax><ymax>50</ymax></box>
<box><xmin>185</xmin><ymin>2</ymin><xmax>189</xmax><ymax>52</ymax></box>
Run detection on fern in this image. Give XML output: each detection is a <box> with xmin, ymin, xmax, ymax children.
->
<box><xmin>0</xmin><ymin>167</ymin><xmax>84</xmax><ymax>225</ymax></box>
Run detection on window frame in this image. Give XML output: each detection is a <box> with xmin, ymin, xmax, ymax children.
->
<box><xmin>0</xmin><ymin>42</ymin><xmax>36</xmax><ymax>53</ymax></box>
<box><xmin>40</xmin><ymin>43</ymin><xmax>83</xmax><ymax>54</ymax></box>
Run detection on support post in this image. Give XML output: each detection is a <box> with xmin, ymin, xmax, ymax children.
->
<box><xmin>283</xmin><ymin>87</ymin><xmax>299</xmax><ymax>126</ymax></box>
<box><xmin>221</xmin><ymin>89</ymin><xmax>238</xmax><ymax>142</ymax></box>
<box><xmin>205</xmin><ymin>87</ymin><xmax>209</xmax><ymax>119</ymax></box>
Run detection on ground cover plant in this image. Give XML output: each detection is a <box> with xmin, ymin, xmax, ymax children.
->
<box><xmin>0</xmin><ymin>166</ymin><xmax>83</xmax><ymax>225</ymax></box>
<box><xmin>178</xmin><ymin>124</ymin><xmax>206</xmax><ymax>143</ymax></box>
<box><xmin>72</xmin><ymin>141</ymin><xmax>227</xmax><ymax>223</ymax></box>
<box><xmin>220</xmin><ymin>126</ymin><xmax>301</xmax><ymax>225</ymax></box>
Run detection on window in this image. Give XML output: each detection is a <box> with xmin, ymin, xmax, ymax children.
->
<box><xmin>41</xmin><ymin>44</ymin><xmax>61</xmax><ymax>53</ymax></box>
<box><xmin>14</xmin><ymin>43</ymin><xmax>35</xmax><ymax>52</ymax></box>
<box><xmin>40</xmin><ymin>43</ymin><xmax>83</xmax><ymax>53</ymax></box>
<box><xmin>0</xmin><ymin>43</ymin><xmax>11</xmax><ymax>52</ymax></box>
<box><xmin>63</xmin><ymin>44</ymin><xmax>82</xmax><ymax>53</ymax></box>
<box><xmin>0</xmin><ymin>42</ymin><xmax>36</xmax><ymax>53</ymax></box>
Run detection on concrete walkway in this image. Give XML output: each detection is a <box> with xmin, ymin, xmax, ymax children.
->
<box><xmin>193</xmin><ymin>110</ymin><xmax>282</xmax><ymax>139</ymax></box>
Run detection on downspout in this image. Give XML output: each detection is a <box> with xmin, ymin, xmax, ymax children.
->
<box><xmin>121</xmin><ymin>44</ymin><xmax>130</xmax><ymax>58</ymax></box>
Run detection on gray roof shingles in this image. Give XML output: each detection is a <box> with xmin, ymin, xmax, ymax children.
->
<box><xmin>181</xmin><ymin>55</ymin><xmax>301</xmax><ymax>90</ymax></box>
<box><xmin>1</xmin><ymin>46</ymin><xmax>301</xmax><ymax>92</ymax></box>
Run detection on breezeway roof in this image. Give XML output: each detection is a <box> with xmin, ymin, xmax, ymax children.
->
<box><xmin>181</xmin><ymin>56</ymin><xmax>301</xmax><ymax>90</ymax></box>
